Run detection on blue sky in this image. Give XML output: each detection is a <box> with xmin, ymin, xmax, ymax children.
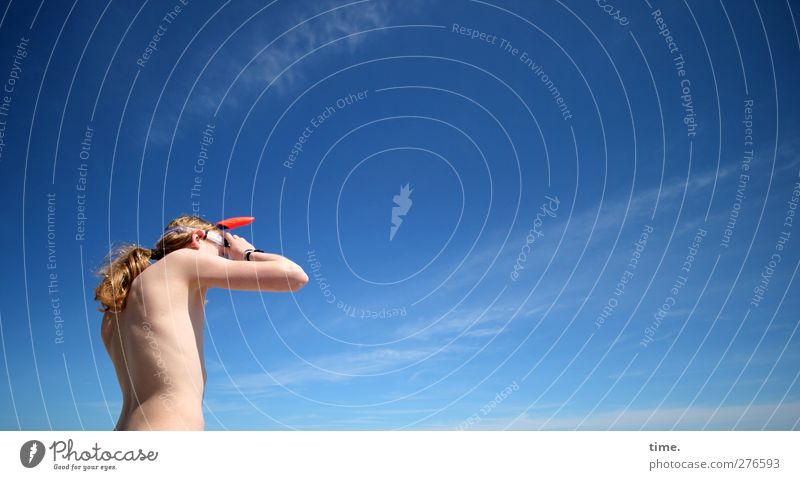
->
<box><xmin>1</xmin><ymin>0</ymin><xmax>799</xmax><ymax>430</ymax></box>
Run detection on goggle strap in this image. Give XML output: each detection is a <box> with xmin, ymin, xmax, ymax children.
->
<box><xmin>162</xmin><ymin>226</ymin><xmax>229</xmax><ymax>247</ymax></box>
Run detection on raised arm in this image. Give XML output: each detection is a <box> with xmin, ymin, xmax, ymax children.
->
<box><xmin>173</xmin><ymin>244</ymin><xmax>309</xmax><ymax>292</ymax></box>
<box><xmin>222</xmin><ymin>231</ymin><xmax>306</xmax><ymax>274</ymax></box>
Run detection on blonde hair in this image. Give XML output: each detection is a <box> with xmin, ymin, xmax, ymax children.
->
<box><xmin>94</xmin><ymin>215</ymin><xmax>223</xmax><ymax>313</ymax></box>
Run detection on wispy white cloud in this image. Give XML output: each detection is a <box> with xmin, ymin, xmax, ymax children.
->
<box><xmin>208</xmin><ymin>341</ymin><xmax>471</xmax><ymax>396</ymax></box>
<box><xmin>430</xmin><ymin>159</ymin><xmax>743</xmax><ymax>297</ymax></box>
<box><xmin>776</xmin><ymin>137</ymin><xmax>800</xmax><ymax>175</ymax></box>
<box><xmin>387</xmin><ymin>290</ymin><xmax>570</xmax><ymax>344</ymax></box>
<box><xmin>238</xmin><ymin>1</ymin><xmax>392</xmax><ymax>92</ymax></box>
<box><xmin>443</xmin><ymin>401</ymin><xmax>800</xmax><ymax>430</ymax></box>
<box><xmin>190</xmin><ymin>0</ymin><xmax>394</xmax><ymax>115</ymax></box>
<box><xmin>390</xmin><ymin>303</ymin><xmax>515</xmax><ymax>341</ymax></box>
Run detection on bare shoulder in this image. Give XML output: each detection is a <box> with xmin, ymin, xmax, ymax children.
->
<box><xmin>161</xmin><ymin>247</ymin><xmax>212</xmax><ymax>270</ymax></box>
<box><xmin>157</xmin><ymin>248</ymin><xmax>222</xmax><ymax>285</ymax></box>
<box><xmin>163</xmin><ymin>247</ymin><xmax>199</xmax><ymax>261</ymax></box>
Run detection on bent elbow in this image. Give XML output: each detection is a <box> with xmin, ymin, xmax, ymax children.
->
<box><xmin>290</xmin><ymin>277</ymin><xmax>308</xmax><ymax>291</ymax></box>
<box><xmin>285</xmin><ymin>265</ymin><xmax>309</xmax><ymax>291</ymax></box>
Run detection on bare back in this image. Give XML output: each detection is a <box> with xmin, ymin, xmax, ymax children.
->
<box><xmin>101</xmin><ymin>250</ymin><xmax>208</xmax><ymax>430</ymax></box>
<box><xmin>99</xmin><ymin>239</ymin><xmax>309</xmax><ymax>430</ymax></box>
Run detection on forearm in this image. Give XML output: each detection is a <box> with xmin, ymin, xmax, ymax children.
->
<box><xmin>247</xmin><ymin>251</ymin><xmax>305</xmax><ymax>271</ymax></box>
<box><xmin>247</xmin><ymin>251</ymin><xmax>289</xmax><ymax>262</ymax></box>
<box><xmin>248</xmin><ymin>251</ymin><xmax>308</xmax><ymax>287</ymax></box>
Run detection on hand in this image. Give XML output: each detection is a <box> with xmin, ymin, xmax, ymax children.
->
<box><xmin>223</xmin><ymin>232</ymin><xmax>256</xmax><ymax>261</ymax></box>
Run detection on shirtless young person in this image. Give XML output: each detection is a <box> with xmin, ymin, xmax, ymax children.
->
<box><xmin>94</xmin><ymin>215</ymin><xmax>308</xmax><ymax>431</ymax></box>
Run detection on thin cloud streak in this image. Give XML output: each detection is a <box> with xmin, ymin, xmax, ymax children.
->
<box><xmin>494</xmin><ymin>401</ymin><xmax>800</xmax><ymax>430</ymax></box>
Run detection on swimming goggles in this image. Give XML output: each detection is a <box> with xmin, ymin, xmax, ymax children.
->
<box><xmin>162</xmin><ymin>217</ymin><xmax>256</xmax><ymax>249</ymax></box>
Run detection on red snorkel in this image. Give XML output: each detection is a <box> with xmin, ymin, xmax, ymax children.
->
<box><xmin>211</xmin><ymin>217</ymin><xmax>255</xmax><ymax>248</ymax></box>
<box><xmin>215</xmin><ymin>216</ymin><xmax>255</xmax><ymax>230</ymax></box>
